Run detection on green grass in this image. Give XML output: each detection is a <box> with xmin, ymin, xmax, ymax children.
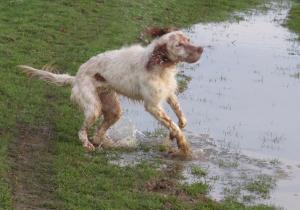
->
<box><xmin>287</xmin><ymin>0</ymin><xmax>300</xmax><ymax>39</ymax></box>
<box><xmin>245</xmin><ymin>175</ymin><xmax>276</xmax><ymax>199</ymax></box>
<box><xmin>291</xmin><ymin>72</ymin><xmax>300</xmax><ymax>79</ymax></box>
<box><xmin>0</xmin><ymin>135</ymin><xmax>12</xmax><ymax>210</ymax></box>
<box><xmin>0</xmin><ymin>0</ymin><xmax>276</xmax><ymax>209</ymax></box>
<box><xmin>184</xmin><ymin>183</ymin><xmax>209</xmax><ymax>197</ymax></box>
<box><xmin>191</xmin><ymin>166</ymin><xmax>208</xmax><ymax>177</ymax></box>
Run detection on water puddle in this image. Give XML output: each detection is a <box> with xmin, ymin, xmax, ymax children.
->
<box><xmin>109</xmin><ymin>1</ymin><xmax>300</xmax><ymax>209</ymax></box>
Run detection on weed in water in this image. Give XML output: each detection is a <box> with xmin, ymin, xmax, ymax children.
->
<box><xmin>191</xmin><ymin>166</ymin><xmax>208</xmax><ymax>177</ymax></box>
<box><xmin>183</xmin><ymin>182</ymin><xmax>210</xmax><ymax>197</ymax></box>
<box><xmin>245</xmin><ymin>174</ymin><xmax>276</xmax><ymax>199</ymax></box>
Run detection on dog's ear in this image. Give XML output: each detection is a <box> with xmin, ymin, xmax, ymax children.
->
<box><xmin>144</xmin><ymin>26</ymin><xmax>177</xmax><ymax>38</ymax></box>
<box><xmin>146</xmin><ymin>44</ymin><xmax>174</xmax><ymax>70</ymax></box>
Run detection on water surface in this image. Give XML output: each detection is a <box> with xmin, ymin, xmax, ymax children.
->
<box><xmin>114</xmin><ymin>2</ymin><xmax>300</xmax><ymax>209</ymax></box>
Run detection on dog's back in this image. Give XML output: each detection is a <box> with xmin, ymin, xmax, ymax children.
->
<box><xmin>75</xmin><ymin>44</ymin><xmax>149</xmax><ymax>100</ymax></box>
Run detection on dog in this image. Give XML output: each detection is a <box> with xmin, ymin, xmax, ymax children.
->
<box><xmin>18</xmin><ymin>27</ymin><xmax>203</xmax><ymax>156</ymax></box>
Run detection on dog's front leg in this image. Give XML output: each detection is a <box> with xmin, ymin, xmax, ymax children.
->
<box><xmin>145</xmin><ymin>103</ymin><xmax>190</xmax><ymax>155</ymax></box>
<box><xmin>167</xmin><ymin>94</ymin><xmax>187</xmax><ymax>129</ymax></box>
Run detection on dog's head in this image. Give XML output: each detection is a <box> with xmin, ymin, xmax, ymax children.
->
<box><xmin>146</xmin><ymin>27</ymin><xmax>203</xmax><ymax>70</ymax></box>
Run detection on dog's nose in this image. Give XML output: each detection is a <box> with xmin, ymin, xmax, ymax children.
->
<box><xmin>197</xmin><ymin>46</ymin><xmax>204</xmax><ymax>54</ymax></box>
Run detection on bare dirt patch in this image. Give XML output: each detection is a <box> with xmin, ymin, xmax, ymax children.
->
<box><xmin>8</xmin><ymin>123</ymin><xmax>61</xmax><ymax>210</ymax></box>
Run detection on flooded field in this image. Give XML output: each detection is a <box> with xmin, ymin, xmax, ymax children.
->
<box><xmin>109</xmin><ymin>1</ymin><xmax>300</xmax><ymax>209</ymax></box>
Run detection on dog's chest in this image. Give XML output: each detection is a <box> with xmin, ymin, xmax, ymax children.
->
<box><xmin>114</xmin><ymin>78</ymin><xmax>143</xmax><ymax>100</ymax></box>
<box><xmin>110</xmin><ymin>69</ymin><xmax>177</xmax><ymax>102</ymax></box>
<box><xmin>140</xmin><ymin>69</ymin><xmax>177</xmax><ymax>102</ymax></box>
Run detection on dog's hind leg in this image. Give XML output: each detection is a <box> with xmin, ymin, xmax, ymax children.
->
<box><xmin>72</xmin><ymin>80</ymin><xmax>102</xmax><ymax>151</ymax></box>
<box><xmin>79</xmin><ymin>109</ymin><xmax>101</xmax><ymax>151</ymax></box>
<box><xmin>93</xmin><ymin>90</ymin><xmax>122</xmax><ymax>147</ymax></box>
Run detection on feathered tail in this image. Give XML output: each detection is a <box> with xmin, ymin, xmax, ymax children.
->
<box><xmin>18</xmin><ymin>65</ymin><xmax>75</xmax><ymax>87</ymax></box>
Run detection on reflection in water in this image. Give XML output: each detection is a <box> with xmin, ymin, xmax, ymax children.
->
<box><xmin>112</xmin><ymin>1</ymin><xmax>300</xmax><ymax>209</ymax></box>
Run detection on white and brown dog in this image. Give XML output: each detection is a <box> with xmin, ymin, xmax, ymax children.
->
<box><xmin>19</xmin><ymin>27</ymin><xmax>203</xmax><ymax>156</ymax></box>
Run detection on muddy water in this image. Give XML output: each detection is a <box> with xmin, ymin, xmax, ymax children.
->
<box><xmin>112</xmin><ymin>2</ymin><xmax>300</xmax><ymax>209</ymax></box>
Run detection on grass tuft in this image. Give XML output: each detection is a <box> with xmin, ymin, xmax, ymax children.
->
<box><xmin>286</xmin><ymin>0</ymin><xmax>300</xmax><ymax>39</ymax></box>
<box><xmin>191</xmin><ymin>166</ymin><xmax>208</xmax><ymax>177</ymax></box>
<box><xmin>184</xmin><ymin>182</ymin><xmax>210</xmax><ymax>197</ymax></box>
<box><xmin>245</xmin><ymin>175</ymin><xmax>276</xmax><ymax>199</ymax></box>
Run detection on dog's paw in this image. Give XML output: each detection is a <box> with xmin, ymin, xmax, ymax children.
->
<box><xmin>101</xmin><ymin>136</ymin><xmax>117</xmax><ymax>148</ymax></box>
<box><xmin>164</xmin><ymin>149</ymin><xmax>192</xmax><ymax>160</ymax></box>
<box><xmin>178</xmin><ymin>118</ymin><xmax>187</xmax><ymax>129</ymax></box>
<box><xmin>83</xmin><ymin>141</ymin><xmax>95</xmax><ymax>151</ymax></box>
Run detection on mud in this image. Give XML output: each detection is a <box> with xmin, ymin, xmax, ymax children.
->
<box><xmin>9</xmin><ymin>124</ymin><xmax>60</xmax><ymax>210</ymax></box>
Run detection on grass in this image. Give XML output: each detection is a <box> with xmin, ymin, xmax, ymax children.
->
<box><xmin>0</xmin><ymin>0</ymin><xmax>277</xmax><ymax>209</ymax></box>
<box><xmin>191</xmin><ymin>166</ymin><xmax>208</xmax><ymax>177</ymax></box>
<box><xmin>184</xmin><ymin>182</ymin><xmax>210</xmax><ymax>197</ymax></box>
<box><xmin>0</xmin><ymin>135</ymin><xmax>12</xmax><ymax>209</ymax></box>
<box><xmin>291</xmin><ymin>72</ymin><xmax>300</xmax><ymax>79</ymax></box>
<box><xmin>177</xmin><ymin>72</ymin><xmax>192</xmax><ymax>93</ymax></box>
<box><xmin>245</xmin><ymin>175</ymin><xmax>276</xmax><ymax>199</ymax></box>
<box><xmin>287</xmin><ymin>0</ymin><xmax>300</xmax><ymax>39</ymax></box>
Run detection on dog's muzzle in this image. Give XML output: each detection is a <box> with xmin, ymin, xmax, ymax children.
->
<box><xmin>184</xmin><ymin>45</ymin><xmax>203</xmax><ymax>63</ymax></box>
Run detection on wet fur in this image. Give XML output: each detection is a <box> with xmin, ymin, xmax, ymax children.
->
<box><xmin>18</xmin><ymin>29</ymin><xmax>202</xmax><ymax>155</ymax></box>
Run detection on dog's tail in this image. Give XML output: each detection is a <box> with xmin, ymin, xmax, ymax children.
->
<box><xmin>18</xmin><ymin>65</ymin><xmax>75</xmax><ymax>87</ymax></box>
